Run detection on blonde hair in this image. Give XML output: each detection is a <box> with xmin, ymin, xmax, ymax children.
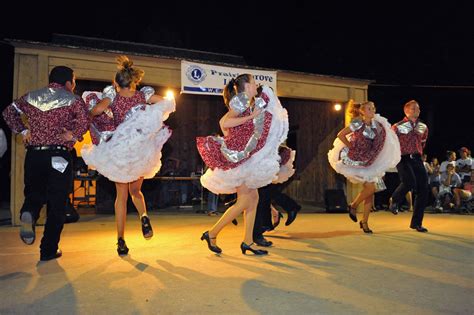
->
<box><xmin>114</xmin><ymin>55</ymin><xmax>144</xmax><ymax>89</ymax></box>
<box><xmin>347</xmin><ymin>100</ymin><xmax>373</xmax><ymax>120</ymax></box>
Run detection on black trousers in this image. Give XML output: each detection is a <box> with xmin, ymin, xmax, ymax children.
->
<box><xmin>21</xmin><ymin>149</ymin><xmax>72</xmax><ymax>256</ymax></box>
<box><xmin>253</xmin><ymin>184</ymin><xmax>300</xmax><ymax>239</ymax></box>
<box><xmin>391</xmin><ymin>154</ymin><xmax>428</xmax><ymax>227</ymax></box>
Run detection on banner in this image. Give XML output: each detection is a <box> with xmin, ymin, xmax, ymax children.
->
<box><xmin>181</xmin><ymin>60</ymin><xmax>277</xmax><ymax>96</ymax></box>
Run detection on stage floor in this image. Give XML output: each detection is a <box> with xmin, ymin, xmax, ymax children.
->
<box><xmin>0</xmin><ymin>211</ymin><xmax>472</xmax><ymax>314</ymax></box>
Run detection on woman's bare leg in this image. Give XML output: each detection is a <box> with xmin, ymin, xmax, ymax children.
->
<box><xmin>242</xmin><ymin>188</ymin><xmax>259</xmax><ymax>245</ymax></box>
<box><xmin>208</xmin><ymin>184</ymin><xmax>257</xmax><ymax>246</ymax></box>
<box><xmin>115</xmin><ymin>182</ymin><xmax>129</xmax><ymax>238</ymax></box>
<box><xmin>129</xmin><ymin>177</ymin><xmax>146</xmax><ymax>217</ymax></box>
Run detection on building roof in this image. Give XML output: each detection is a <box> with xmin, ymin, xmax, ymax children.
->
<box><xmin>6</xmin><ymin>34</ymin><xmax>373</xmax><ymax>84</ymax></box>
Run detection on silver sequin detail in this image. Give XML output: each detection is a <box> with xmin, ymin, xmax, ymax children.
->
<box><xmin>51</xmin><ymin>156</ymin><xmax>68</xmax><ymax>173</ymax></box>
<box><xmin>362</xmin><ymin>120</ymin><xmax>379</xmax><ymax>140</ymax></box>
<box><xmin>254</xmin><ymin>97</ymin><xmax>267</xmax><ymax>109</ymax></box>
<box><xmin>140</xmin><ymin>86</ymin><xmax>155</xmax><ymax>103</ymax></box>
<box><xmin>90</xmin><ymin>123</ymin><xmax>114</xmax><ymax>144</ymax></box>
<box><xmin>396</xmin><ymin>121</ymin><xmax>412</xmax><ymax>134</ymax></box>
<box><xmin>229</xmin><ymin>93</ymin><xmax>250</xmax><ymax>114</ymax></box>
<box><xmin>11</xmin><ymin>102</ymin><xmax>23</xmax><ymax>114</ymax></box>
<box><xmin>349</xmin><ymin>118</ymin><xmax>364</xmax><ymax>132</ymax></box>
<box><xmin>340</xmin><ymin>146</ymin><xmax>367</xmax><ymax>166</ymax></box>
<box><xmin>102</xmin><ymin>85</ymin><xmax>117</xmax><ymax>101</ymax></box>
<box><xmin>123</xmin><ymin>104</ymin><xmax>146</xmax><ymax>122</ymax></box>
<box><xmin>25</xmin><ymin>87</ymin><xmax>76</xmax><ymax>112</ymax></box>
<box><xmin>213</xmin><ymin>110</ymin><xmax>266</xmax><ymax>163</ymax></box>
<box><xmin>87</xmin><ymin>98</ymin><xmax>97</xmax><ymax>111</ymax></box>
<box><xmin>396</xmin><ymin>120</ymin><xmax>427</xmax><ymax>135</ymax></box>
<box><xmin>415</xmin><ymin>122</ymin><xmax>427</xmax><ymax>135</ymax></box>
<box><xmin>350</xmin><ymin>118</ymin><xmax>379</xmax><ymax>139</ymax></box>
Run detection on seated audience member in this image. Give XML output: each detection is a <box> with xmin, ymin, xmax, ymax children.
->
<box><xmin>439</xmin><ymin>151</ymin><xmax>457</xmax><ymax>174</ymax></box>
<box><xmin>456</xmin><ymin>147</ymin><xmax>473</xmax><ymax>185</ymax></box>
<box><xmin>438</xmin><ymin>162</ymin><xmax>463</xmax><ymax>211</ymax></box>
<box><xmin>429</xmin><ymin>157</ymin><xmax>442</xmax><ymax>210</ymax></box>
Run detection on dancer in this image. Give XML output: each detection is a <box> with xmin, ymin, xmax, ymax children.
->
<box><xmin>253</xmin><ymin>144</ymin><xmax>299</xmax><ymax>247</ymax></box>
<box><xmin>2</xmin><ymin>66</ymin><xmax>89</xmax><ymax>261</ymax></box>
<box><xmin>196</xmin><ymin>74</ymin><xmax>288</xmax><ymax>255</ymax></box>
<box><xmin>389</xmin><ymin>100</ymin><xmax>429</xmax><ymax>232</ymax></box>
<box><xmin>82</xmin><ymin>56</ymin><xmax>175</xmax><ymax>255</ymax></box>
<box><xmin>328</xmin><ymin>100</ymin><xmax>400</xmax><ymax>233</ymax></box>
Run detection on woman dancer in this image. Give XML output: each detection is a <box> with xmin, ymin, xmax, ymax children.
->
<box><xmin>328</xmin><ymin>100</ymin><xmax>400</xmax><ymax>233</ymax></box>
<box><xmin>82</xmin><ymin>56</ymin><xmax>175</xmax><ymax>255</ymax></box>
<box><xmin>196</xmin><ymin>74</ymin><xmax>288</xmax><ymax>255</ymax></box>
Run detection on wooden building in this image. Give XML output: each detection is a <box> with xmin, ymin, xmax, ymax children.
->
<box><xmin>6</xmin><ymin>35</ymin><xmax>371</xmax><ymax>225</ymax></box>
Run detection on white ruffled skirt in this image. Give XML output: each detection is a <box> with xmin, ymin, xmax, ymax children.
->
<box><xmin>273</xmin><ymin>149</ymin><xmax>296</xmax><ymax>184</ymax></box>
<box><xmin>81</xmin><ymin>99</ymin><xmax>175</xmax><ymax>183</ymax></box>
<box><xmin>201</xmin><ymin>86</ymin><xmax>289</xmax><ymax>194</ymax></box>
<box><xmin>328</xmin><ymin>114</ymin><xmax>401</xmax><ymax>184</ymax></box>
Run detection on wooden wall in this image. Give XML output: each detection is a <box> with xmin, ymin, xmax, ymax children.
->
<box><xmin>281</xmin><ymin>98</ymin><xmax>345</xmax><ymax>205</ymax></box>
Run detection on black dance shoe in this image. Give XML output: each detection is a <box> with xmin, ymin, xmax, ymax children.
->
<box><xmin>359</xmin><ymin>221</ymin><xmax>373</xmax><ymax>234</ymax></box>
<box><xmin>40</xmin><ymin>249</ymin><xmax>62</xmax><ymax>261</ymax></box>
<box><xmin>117</xmin><ymin>237</ymin><xmax>129</xmax><ymax>256</ymax></box>
<box><xmin>141</xmin><ymin>215</ymin><xmax>154</xmax><ymax>239</ymax></box>
<box><xmin>348</xmin><ymin>205</ymin><xmax>358</xmax><ymax>222</ymax></box>
<box><xmin>389</xmin><ymin>198</ymin><xmax>399</xmax><ymax>215</ymax></box>
<box><xmin>410</xmin><ymin>225</ymin><xmax>428</xmax><ymax>233</ymax></box>
<box><xmin>254</xmin><ymin>236</ymin><xmax>273</xmax><ymax>247</ymax></box>
<box><xmin>201</xmin><ymin>231</ymin><xmax>222</xmax><ymax>254</ymax></box>
<box><xmin>272</xmin><ymin>212</ymin><xmax>283</xmax><ymax>229</ymax></box>
<box><xmin>20</xmin><ymin>211</ymin><xmax>36</xmax><ymax>245</ymax></box>
<box><xmin>240</xmin><ymin>242</ymin><xmax>268</xmax><ymax>255</ymax></box>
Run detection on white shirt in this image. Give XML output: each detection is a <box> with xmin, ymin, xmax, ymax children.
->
<box><xmin>456</xmin><ymin>157</ymin><xmax>473</xmax><ymax>180</ymax></box>
<box><xmin>440</xmin><ymin>160</ymin><xmax>456</xmax><ymax>173</ymax></box>
<box><xmin>440</xmin><ymin>172</ymin><xmax>462</xmax><ymax>188</ymax></box>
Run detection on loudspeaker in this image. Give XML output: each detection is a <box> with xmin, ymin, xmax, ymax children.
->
<box><xmin>324</xmin><ymin>189</ymin><xmax>348</xmax><ymax>213</ymax></box>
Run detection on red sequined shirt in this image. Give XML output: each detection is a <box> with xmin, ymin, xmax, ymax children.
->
<box><xmin>2</xmin><ymin>83</ymin><xmax>89</xmax><ymax>149</ymax></box>
<box><xmin>348</xmin><ymin>120</ymin><xmax>386</xmax><ymax>166</ymax></box>
<box><xmin>110</xmin><ymin>91</ymin><xmax>147</xmax><ymax>127</ymax></box>
<box><xmin>196</xmin><ymin>109</ymin><xmax>273</xmax><ymax>170</ymax></box>
<box><xmin>392</xmin><ymin>117</ymin><xmax>428</xmax><ymax>155</ymax></box>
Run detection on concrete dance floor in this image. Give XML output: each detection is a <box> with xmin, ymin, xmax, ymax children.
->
<box><xmin>0</xmin><ymin>211</ymin><xmax>472</xmax><ymax>314</ymax></box>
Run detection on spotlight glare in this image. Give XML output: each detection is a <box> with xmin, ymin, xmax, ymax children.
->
<box><xmin>165</xmin><ymin>90</ymin><xmax>175</xmax><ymax>100</ymax></box>
<box><xmin>334</xmin><ymin>103</ymin><xmax>342</xmax><ymax>111</ymax></box>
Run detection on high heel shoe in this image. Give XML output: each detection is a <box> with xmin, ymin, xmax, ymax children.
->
<box><xmin>200</xmin><ymin>231</ymin><xmax>222</xmax><ymax>254</ymax></box>
<box><xmin>240</xmin><ymin>242</ymin><xmax>268</xmax><ymax>255</ymax></box>
<box><xmin>272</xmin><ymin>212</ymin><xmax>283</xmax><ymax>229</ymax></box>
<box><xmin>141</xmin><ymin>215</ymin><xmax>153</xmax><ymax>239</ymax></box>
<box><xmin>117</xmin><ymin>237</ymin><xmax>129</xmax><ymax>256</ymax></box>
<box><xmin>348</xmin><ymin>205</ymin><xmax>357</xmax><ymax>222</ymax></box>
<box><xmin>359</xmin><ymin>221</ymin><xmax>373</xmax><ymax>234</ymax></box>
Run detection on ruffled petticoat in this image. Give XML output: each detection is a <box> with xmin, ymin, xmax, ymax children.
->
<box><xmin>328</xmin><ymin>114</ymin><xmax>400</xmax><ymax>185</ymax></box>
<box><xmin>200</xmin><ymin>86</ymin><xmax>289</xmax><ymax>194</ymax></box>
<box><xmin>273</xmin><ymin>149</ymin><xmax>296</xmax><ymax>184</ymax></box>
<box><xmin>81</xmin><ymin>98</ymin><xmax>175</xmax><ymax>183</ymax></box>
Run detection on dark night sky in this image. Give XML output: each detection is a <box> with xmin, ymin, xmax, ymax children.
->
<box><xmin>1</xmin><ymin>1</ymin><xmax>472</xmax><ymax>85</ymax></box>
<box><xmin>0</xmin><ymin>0</ymin><xmax>473</xmax><ymax>159</ymax></box>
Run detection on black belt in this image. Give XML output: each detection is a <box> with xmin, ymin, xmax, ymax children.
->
<box><xmin>27</xmin><ymin>145</ymin><xmax>69</xmax><ymax>151</ymax></box>
<box><xmin>402</xmin><ymin>153</ymin><xmax>421</xmax><ymax>160</ymax></box>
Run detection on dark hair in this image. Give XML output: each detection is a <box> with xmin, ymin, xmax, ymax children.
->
<box><xmin>49</xmin><ymin>66</ymin><xmax>74</xmax><ymax>85</ymax></box>
<box><xmin>222</xmin><ymin>73</ymin><xmax>252</xmax><ymax>108</ymax></box>
<box><xmin>114</xmin><ymin>55</ymin><xmax>144</xmax><ymax>89</ymax></box>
